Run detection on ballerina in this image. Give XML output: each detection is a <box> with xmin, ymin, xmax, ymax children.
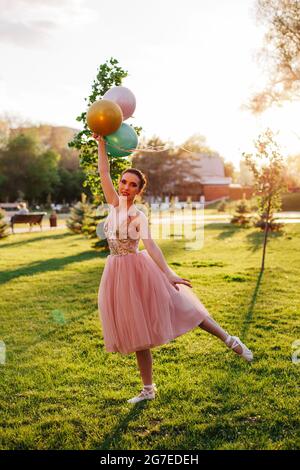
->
<box><xmin>94</xmin><ymin>133</ymin><xmax>253</xmax><ymax>404</ymax></box>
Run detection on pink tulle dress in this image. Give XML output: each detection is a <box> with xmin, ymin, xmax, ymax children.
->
<box><xmin>98</xmin><ymin>204</ymin><xmax>211</xmax><ymax>355</ymax></box>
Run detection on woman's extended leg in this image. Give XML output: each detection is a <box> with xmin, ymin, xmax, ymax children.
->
<box><xmin>198</xmin><ymin>317</ymin><xmax>243</xmax><ymax>354</ymax></box>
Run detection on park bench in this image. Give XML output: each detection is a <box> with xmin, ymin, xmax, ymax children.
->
<box><xmin>10</xmin><ymin>212</ymin><xmax>47</xmax><ymax>233</ymax></box>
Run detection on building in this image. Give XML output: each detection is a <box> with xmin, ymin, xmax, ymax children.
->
<box><xmin>166</xmin><ymin>152</ymin><xmax>233</xmax><ymax>202</ymax></box>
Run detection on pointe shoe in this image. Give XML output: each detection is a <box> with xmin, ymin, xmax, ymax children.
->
<box><xmin>127</xmin><ymin>383</ymin><xmax>158</xmax><ymax>404</ymax></box>
<box><xmin>225</xmin><ymin>335</ymin><xmax>253</xmax><ymax>362</ymax></box>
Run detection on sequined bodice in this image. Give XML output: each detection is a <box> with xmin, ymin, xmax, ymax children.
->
<box><xmin>103</xmin><ymin>209</ymin><xmax>140</xmax><ymax>256</ymax></box>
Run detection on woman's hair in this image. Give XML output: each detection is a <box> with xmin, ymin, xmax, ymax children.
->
<box><xmin>120</xmin><ymin>168</ymin><xmax>147</xmax><ymax>195</ymax></box>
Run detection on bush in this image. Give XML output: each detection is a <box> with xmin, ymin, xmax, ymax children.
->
<box><xmin>230</xmin><ymin>199</ymin><xmax>254</xmax><ymax>227</ymax></box>
<box><xmin>253</xmin><ymin>213</ymin><xmax>284</xmax><ymax>232</ymax></box>
<box><xmin>217</xmin><ymin>200</ymin><xmax>227</xmax><ymax>212</ymax></box>
<box><xmin>0</xmin><ymin>209</ymin><xmax>10</xmax><ymax>239</ymax></box>
<box><xmin>66</xmin><ymin>194</ymin><xmax>92</xmax><ymax>234</ymax></box>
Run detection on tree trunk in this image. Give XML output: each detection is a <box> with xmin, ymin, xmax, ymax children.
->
<box><xmin>261</xmin><ymin>197</ymin><xmax>271</xmax><ymax>272</ymax></box>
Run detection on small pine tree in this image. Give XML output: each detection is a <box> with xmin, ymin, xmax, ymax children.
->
<box><xmin>231</xmin><ymin>197</ymin><xmax>253</xmax><ymax>227</ymax></box>
<box><xmin>82</xmin><ymin>205</ymin><xmax>109</xmax><ymax>250</ymax></box>
<box><xmin>66</xmin><ymin>193</ymin><xmax>91</xmax><ymax>234</ymax></box>
<box><xmin>0</xmin><ymin>209</ymin><xmax>10</xmax><ymax>239</ymax></box>
<box><xmin>217</xmin><ymin>200</ymin><xmax>227</xmax><ymax>212</ymax></box>
<box><xmin>252</xmin><ymin>212</ymin><xmax>284</xmax><ymax>232</ymax></box>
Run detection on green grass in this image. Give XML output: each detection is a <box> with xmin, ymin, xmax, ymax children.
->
<box><xmin>0</xmin><ymin>224</ymin><xmax>299</xmax><ymax>450</ymax></box>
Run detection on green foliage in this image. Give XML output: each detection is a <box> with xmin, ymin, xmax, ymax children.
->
<box><xmin>81</xmin><ymin>205</ymin><xmax>109</xmax><ymax>251</ymax></box>
<box><xmin>66</xmin><ymin>193</ymin><xmax>92</xmax><ymax>234</ymax></box>
<box><xmin>252</xmin><ymin>213</ymin><xmax>284</xmax><ymax>232</ymax></box>
<box><xmin>68</xmin><ymin>57</ymin><xmax>143</xmax><ymax>202</ymax></box>
<box><xmin>56</xmin><ymin>167</ymin><xmax>88</xmax><ymax>204</ymax></box>
<box><xmin>242</xmin><ymin>128</ymin><xmax>288</xmax><ymax>232</ymax></box>
<box><xmin>0</xmin><ymin>209</ymin><xmax>9</xmax><ymax>239</ymax></box>
<box><xmin>217</xmin><ymin>200</ymin><xmax>227</xmax><ymax>212</ymax></box>
<box><xmin>0</xmin><ymin>129</ymin><xmax>85</xmax><ymax>204</ymax></box>
<box><xmin>231</xmin><ymin>198</ymin><xmax>254</xmax><ymax>227</ymax></box>
<box><xmin>242</xmin><ymin>129</ymin><xmax>288</xmax><ymax>271</ymax></box>
<box><xmin>0</xmin><ymin>133</ymin><xmax>60</xmax><ymax>203</ymax></box>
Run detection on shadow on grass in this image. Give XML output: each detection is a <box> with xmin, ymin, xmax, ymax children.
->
<box><xmin>204</xmin><ymin>222</ymin><xmax>241</xmax><ymax>240</ymax></box>
<box><xmin>204</xmin><ymin>222</ymin><xmax>285</xmax><ymax>253</ymax></box>
<box><xmin>0</xmin><ymin>231</ymin><xmax>76</xmax><ymax>249</ymax></box>
<box><xmin>245</xmin><ymin>230</ymin><xmax>285</xmax><ymax>252</ymax></box>
<box><xmin>240</xmin><ymin>269</ymin><xmax>263</xmax><ymax>340</ymax></box>
<box><xmin>0</xmin><ymin>250</ymin><xmax>108</xmax><ymax>285</ymax></box>
<box><xmin>96</xmin><ymin>402</ymin><xmax>149</xmax><ymax>450</ymax></box>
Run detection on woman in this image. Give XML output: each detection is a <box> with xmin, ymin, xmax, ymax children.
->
<box><xmin>16</xmin><ymin>202</ymin><xmax>29</xmax><ymax>214</ymax></box>
<box><xmin>94</xmin><ymin>134</ymin><xmax>253</xmax><ymax>404</ymax></box>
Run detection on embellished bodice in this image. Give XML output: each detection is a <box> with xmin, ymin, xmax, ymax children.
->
<box><xmin>103</xmin><ymin>207</ymin><xmax>141</xmax><ymax>256</ymax></box>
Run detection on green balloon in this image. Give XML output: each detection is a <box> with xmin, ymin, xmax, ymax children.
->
<box><xmin>104</xmin><ymin>122</ymin><xmax>138</xmax><ymax>157</ymax></box>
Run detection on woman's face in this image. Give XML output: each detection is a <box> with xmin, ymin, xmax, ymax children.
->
<box><xmin>118</xmin><ymin>172</ymin><xmax>141</xmax><ymax>201</ymax></box>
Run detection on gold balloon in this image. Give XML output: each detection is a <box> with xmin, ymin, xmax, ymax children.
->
<box><xmin>86</xmin><ymin>99</ymin><xmax>123</xmax><ymax>136</ymax></box>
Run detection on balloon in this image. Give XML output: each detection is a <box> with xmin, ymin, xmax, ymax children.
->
<box><xmin>104</xmin><ymin>123</ymin><xmax>138</xmax><ymax>157</ymax></box>
<box><xmin>103</xmin><ymin>86</ymin><xmax>136</xmax><ymax>120</ymax></box>
<box><xmin>86</xmin><ymin>99</ymin><xmax>123</xmax><ymax>136</ymax></box>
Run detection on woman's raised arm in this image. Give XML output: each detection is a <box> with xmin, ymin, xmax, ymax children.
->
<box><xmin>93</xmin><ymin>133</ymin><xmax>119</xmax><ymax>207</ymax></box>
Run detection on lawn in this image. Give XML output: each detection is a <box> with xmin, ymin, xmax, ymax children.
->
<box><xmin>0</xmin><ymin>223</ymin><xmax>299</xmax><ymax>450</ymax></box>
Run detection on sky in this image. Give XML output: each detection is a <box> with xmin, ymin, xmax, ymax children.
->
<box><xmin>1</xmin><ymin>0</ymin><xmax>300</xmax><ymax>170</ymax></box>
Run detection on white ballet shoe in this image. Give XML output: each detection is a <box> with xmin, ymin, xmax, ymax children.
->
<box><xmin>225</xmin><ymin>335</ymin><xmax>253</xmax><ymax>362</ymax></box>
<box><xmin>127</xmin><ymin>383</ymin><xmax>158</xmax><ymax>404</ymax></box>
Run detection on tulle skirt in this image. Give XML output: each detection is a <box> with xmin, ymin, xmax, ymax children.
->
<box><xmin>98</xmin><ymin>249</ymin><xmax>211</xmax><ymax>355</ymax></box>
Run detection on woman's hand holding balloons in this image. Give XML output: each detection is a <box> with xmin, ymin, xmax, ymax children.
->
<box><xmin>92</xmin><ymin>133</ymin><xmax>104</xmax><ymax>143</ymax></box>
<box><xmin>92</xmin><ymin>133</ymin><xmax>106</xmax><ymax>150</ymax></box>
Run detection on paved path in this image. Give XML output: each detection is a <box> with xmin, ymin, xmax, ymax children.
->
<box><xmin>9</xmin><ymin>211</ymin><xmax>300</xmax><ymax>234</ymax></box>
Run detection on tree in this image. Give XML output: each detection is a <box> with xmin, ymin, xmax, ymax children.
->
<box><xmin>132</xmin><ymin>136</ymin><xmax>204</xmax><ymax>198</ymax></box>
<box><xmin>230</xmin><ymin>197</ymin><xmax>253</xmax><ymax>227</ymax></box>
<box><xmin>26</xmin><ymin>148</ymin><xmax>60</xmax><ymax>203</ymax></box>
<box><xmin>66</xmin><ymin>193</ymin><xmax>92</xmax><ymax>234</ymax></box>
<box><xmin>81</xmin><ymin>205</ymin><xmax>109</xmax><ymax>250</ymax></box>
<box><xmin>242</xmin><ymin>128</ymin><xmax>288</xmax><ymax>271</ymax></box>
<box><xmin>180</xmin><ymin>133</ymin><xmax>215</xmax><ymax>155</ymax></box>
<box><xmin>246</xmin><ymin>0</ymin><xmax>300</xmax><ymax>113</ymax></box>
<box><xmin>0</xmin><ymin>119</ymin><xmax>90</xmax><ymax>204</ymax></box>
<box><xmin>0</xmin><ymin>120</ymin><xmax>9</xmax><ymax>149</ymax></box>
<box><xmin>0</xmin><ymin>133</ymin><xmax>60</xmax><ymax>203</ymax></box>
<box><xmin>10</xmin><ymin>125</ymin><xmax>80</xmax><ymax>170</ymax></box>
<box><xmin>131</xmin><ymin>136</ymin><xmax>175</xmax><ymax>197</ymax></box>
<box><xmin>55</xmin><ymin>167</ymin><xmax>88</xmax><ymax>204</ymax></box>
<box><xmin>69</xmin><ymin>57</ymin><xmax>142</xmax><ymax>203</ymax></box>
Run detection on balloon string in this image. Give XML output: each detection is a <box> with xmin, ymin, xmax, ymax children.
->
<box><xmin>105</xmin><ymin>142</ymin><xmax>197</xmax><ymax>154</ymax></box>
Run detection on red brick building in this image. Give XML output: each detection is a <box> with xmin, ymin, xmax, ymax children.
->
<box><xmin>163</xmin><ymin>153</ymin><xmax>234</xmax><ymax>202</ymax></box>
